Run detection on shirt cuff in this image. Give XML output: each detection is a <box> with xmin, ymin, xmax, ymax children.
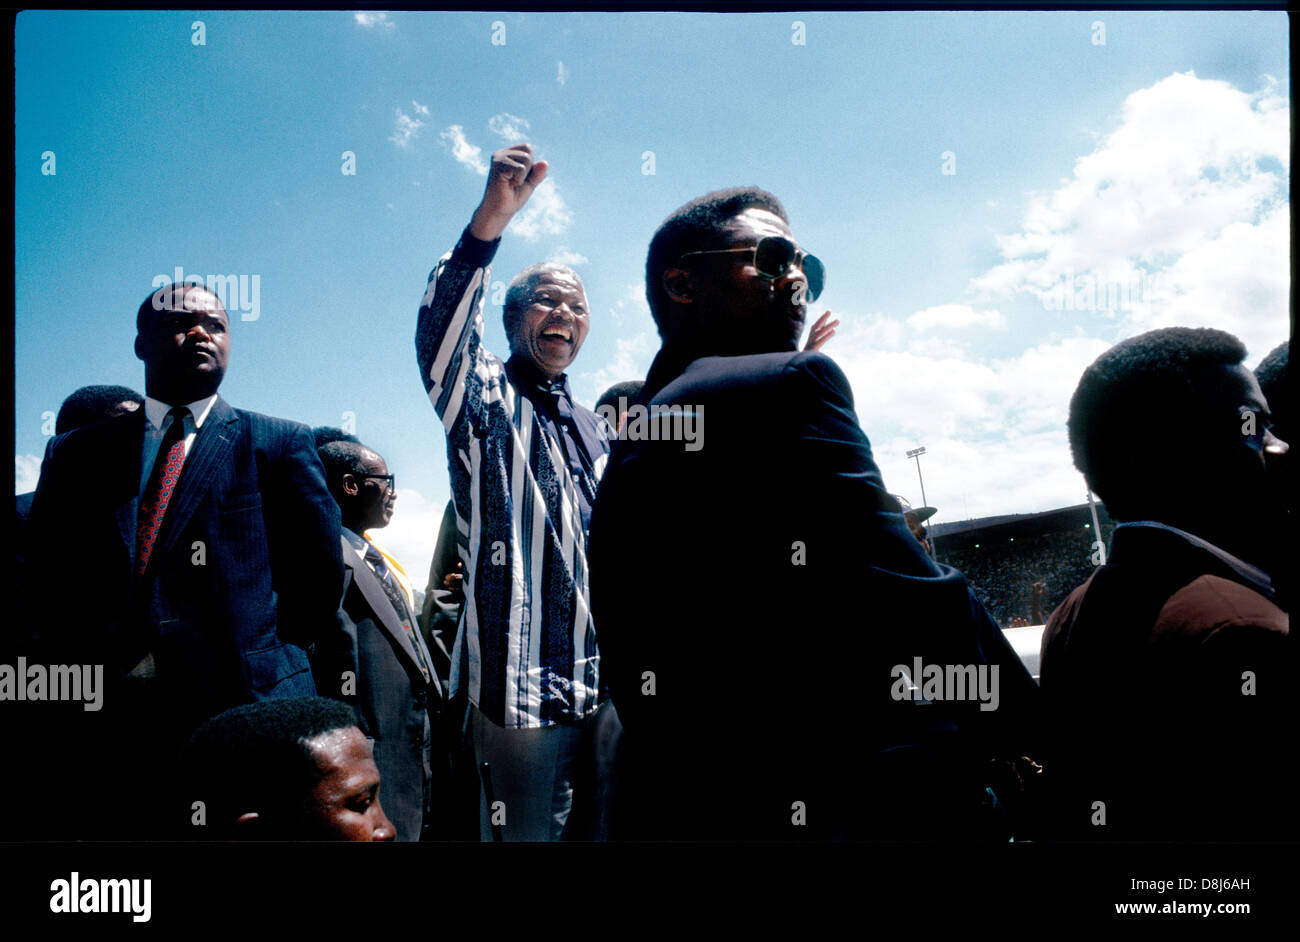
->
<box><xmin>452</xmin><ymin>226</ymin><xmax>501</xmax><ymax>269</ymax></box>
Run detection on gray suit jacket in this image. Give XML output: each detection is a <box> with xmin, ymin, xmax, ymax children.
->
<box><xmin>328</xmin><ymin>532</ymin><xmax>448</xmax><ymax>842</ymax></box>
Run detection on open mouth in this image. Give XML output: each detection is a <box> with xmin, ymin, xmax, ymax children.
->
<box><xmin>539</xmin><ymin>326</ymin><xmax>573</xmax><ymax>344</ymax></box>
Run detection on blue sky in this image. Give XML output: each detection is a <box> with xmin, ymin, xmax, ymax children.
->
<box><xmin>15</xmin><ymin>10</ymin><xmax>1290</xmax><ymax>581</ymax></box>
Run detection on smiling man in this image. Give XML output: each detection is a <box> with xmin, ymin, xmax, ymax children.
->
<box><xmin>416</xmin><ymin>143</ymin><xmax>612</xmax><ymax>841</ymax></box>
<box><xmin>588</xmin><ymin>188</ymin><xmax>1040</xmax><ymax>840</ymax></box>
<box><xmin>20</xmin><ymin>281</ymin><xmax>343</xmax><ymax>839</ymax></box>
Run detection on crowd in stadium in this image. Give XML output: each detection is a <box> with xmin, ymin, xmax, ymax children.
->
<box><xmin>942</xmin><ymin>527</ymin><xmax>1114</xmax><ymax>628</ymax></box>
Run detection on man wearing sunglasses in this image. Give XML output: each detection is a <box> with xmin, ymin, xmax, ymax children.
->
<box><xmin>588</xmin><ymin>188</ymin><xmax>1041</xmax><ymax>841</ymax></box>
<box><xmin>317</xmin><ymin>440</ymin><xmax>449</xmax><ymax>842</ymax></box>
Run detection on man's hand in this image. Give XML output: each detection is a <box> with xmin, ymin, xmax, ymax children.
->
<box><xmin>468</xmin><ymin>143</ymin><xmax>548</xmax><ymax>241</ymax></box>
<box><xmin>803</xmin><ymin>310</ymin><xmax>840</xmax><ymax>352</ymax></box>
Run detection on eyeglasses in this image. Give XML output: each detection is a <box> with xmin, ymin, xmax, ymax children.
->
<box><xmin>360</xmin><ymin>473</ymin><xmax>396</xmax><ymax>494</ymax></box>
<box><xmin>678</xmin><ymin>236</ymin><xmax>825</xmax><ymax>302</ymax></box>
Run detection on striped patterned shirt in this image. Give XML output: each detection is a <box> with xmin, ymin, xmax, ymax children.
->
<box><xmin>416</xmin><ymin>228</ymin><xmax>611</xmax><ymax>728</ymax></box>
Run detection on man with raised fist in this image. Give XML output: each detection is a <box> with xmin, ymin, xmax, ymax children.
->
<box><xmin>415</xmin><ymin>143</ymin><xmax>612</xmax><ymax>841</ymax></box>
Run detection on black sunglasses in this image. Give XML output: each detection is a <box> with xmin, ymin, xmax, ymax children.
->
<box><xmin>359</xmin><ymin>473</ymin><xmax>396</xmax><ymax>494</ymax></box>
<box><xmin>678</xmin><ymin>236</ymin><xmax>825</xmax><ymax>302</ymax></box>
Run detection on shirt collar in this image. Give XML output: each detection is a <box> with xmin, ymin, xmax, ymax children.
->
<box><xmin>144</xmin><ymin>393</ymin><xmax>218</xmax><ymax>431</ymax></box>
<box><xmin>341</xmin><ymin>527</ymin><xmax>369</xmax><ymax>555</ymax></box>
<box><xmin>506</xmin><ymin>354</ymin><xmax>570</xmax><ymax>398</ymax></box>
<box><xmin>1114</xmin><ymin>520</ymin><xmax>1274</xmax><ymax>597</ymax></box>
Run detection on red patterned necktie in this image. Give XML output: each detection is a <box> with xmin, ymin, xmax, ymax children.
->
<box><xmin>136</xmin><ymin>406</ymin><xmax>190</xmax><ymax>575</ymax></box>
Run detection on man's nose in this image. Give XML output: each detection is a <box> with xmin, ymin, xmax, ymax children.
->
<box><xmin>1263</xmin><ymin>428</ymin><xmax>1289</xmax><ymax>456</ymax></box>
<box><xmin>372</xmin><ymin>802</ymin><xmax>397</xmax><ymax>841</ymax></box>
<box><xmin>778</xmin><ymin>264</ymin><xmax>809</xmax><ymax>301</ymax></box>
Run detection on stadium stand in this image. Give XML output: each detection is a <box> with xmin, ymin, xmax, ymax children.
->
<box><xmin>933</xmin><ymin>503</ymin><xmax>1117</xmax><ymax>628</ymax></box>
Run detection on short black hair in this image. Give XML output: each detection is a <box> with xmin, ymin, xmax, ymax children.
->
<box><xmin>317</xmin><ymin>440</ymin><xmax>371</xmax><ymax>490</ymax></box>
<box><xmin>645</xmin><ymin>187</ymin><xmax>788</xmax><ymax>335</ymax></box>
<box><xmin>55</xmin><ymin>385</ymin><xmax>144</xmax><ymax>435</ymax></box>
<box><xmin>595</xmin><ymin>379</ymin><xmax>644</xmax><ymax>428</ymax></box>
<box><xmin>503</xmin><ymin>263</ymin><xmax>582</xmax><ymax>349</ymax></box>
<box><xmin>596</xmin><ymin>380</ymin><xmax>644</xmax><ymax>415</ymax></box>
<box><xmin>136</xmin><ymin>281</ymin><xmax>223</xmax><ymax>333</ymax></box>
<box><xmin>1255</xmin><ymin>341</ymin><xmax>1287</xmax><ymax>423</ymax></box>
<box><xmin>183</xmin><ymin>696</ymin><xmax>359</xmax><ymax>838</ymax></box>
<box><xmin>313</xmin><ymin>426</ymin><xmax>361</xmax><ymax>450</ymax></box>
<box><xmin>1068</xmin><ymin>327</ymin><xmax>1247</xmax><ymax>519</ymax></box>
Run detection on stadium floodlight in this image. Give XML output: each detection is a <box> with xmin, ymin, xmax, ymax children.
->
<box><xmin>906</xmin><ymin>445</ymin><xmax>938</xmax><ymax>561</ymax></box>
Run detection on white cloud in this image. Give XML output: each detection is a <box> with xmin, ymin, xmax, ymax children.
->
<box><xmin>971</xmin><ymin>71</ymin><xmax>1289</xmax><ymax>359</ymax></box>
<box><xmin>389</xmin><ymin>107</ymin><xmax>425</xmax><ymax>149</ymax></box>
<box><xmin>488</xmin><ymin>112</ymin><xmax>530</xmax><ymax>140</ymax></box>
<box><xmin>873</xmin><ymin>427</ymin><xmax>1093</xmax><ymax>528</ymax></box>
<box><xmin>411</xmin><ymin>100</ymin><xmax>430</xmax><ymax>118</ymax></box>
<box><xmin>547</xmin><ymin>247</ymin><xmax>588</xmax><ymax>266</ymax></box>
<box><xmin>607</xmin><ymin>282</ymin><xmax>651</xmax><ymax>324</ymax></box>
<box><xmin>826</xmin><ymin>321</ymin><xmax>1111</xmax><ymax>520</ymax></box>
<box><xmin>354</xmin><ymin>12</ymin><xmax>393</xmax><ymax>30</ymax></box>
<box><xmin>556</xmin><ymin>61</ymin><xmax>569</xmax><ymax>87</ymax></box>
<box><xmin>372</xmin><ymin>486</ymin><xmax>445</xmax><ymax>597</ymax></box>
<box><xmin>576</xmin><ymin>330</ymin><xmax>657</xmax><ymax>408</ymax></box>
<box><xmin>439</xmin><ymin>125</ymin><xmax>487</xmax><ymax>175</ymax></box>
<box><xmin>807</xmin><ymin>72</ymin><xmax>1291</xmax><ymax>524</ymax></box>
<box><xmin>907</xmin><ymin>303</ymin><xmax>1007</xmax><ymax>332</ymax></box>
<box><xmin>15</xmin><ymin>454</ymin><xmax>41</xmax><ymax>493</ymax></box>
<box><xmin>507</xmin><ymin>178</ymin><xmax>572</xmax><ymax>240</ymax></box>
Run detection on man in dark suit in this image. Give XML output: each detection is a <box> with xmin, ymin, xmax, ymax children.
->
<box><xmin>317</xmin><ymin>439</ymin><xmax>450</xmax><ymax>842</ymax></box>
<box><xmin>14</xmin><ymin>384</ymin><xmax>144</xmax><ymax>575</ymax></box>
<box><xmin>588</xmin><ymin>188</ymin><xmax>1040</xmax><ymax>841</ymax></box>
<box><xmin>19</xmin><ymin>282</ymin><xmax>343</xmax><ymax>838</ymax></box>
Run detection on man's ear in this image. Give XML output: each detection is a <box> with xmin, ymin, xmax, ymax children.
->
<box><xmin>662</xmin><ymin>267</ymin><xmax>695</xmax><ymax>305</ymax></box>
<box><xmin>341</xmin><ymin>473</ymin><xmax>360</xmax><ymax>498</ymax></box>
<box><xmin>133</xmin><ymin>333</ymin><xmax>146</xmax><ymax>361</ymax></box>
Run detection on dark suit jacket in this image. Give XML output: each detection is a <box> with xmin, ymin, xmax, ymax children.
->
<box><xmin>416</xmin><ymin>498</ymin><xmax>462</xmax><ymax>691</ymax></box>
<box><xmin>1040</xmin><ymin>523</ymin><xmax>1294</xmax><ymax>841</ymax></box>
<box><xmin>589</xmin><ymin>347</ymin><xmax>1040</xmax><ymax>840</ymax></box>
<box><xmin>328</xmin><ymin>532</ymin><xmax>449</xmax><ymax>842</ymax></box>
<box><xmin>18</xmin><ymin>396</ymin><xmax>344</xmax><ymax>837</ymax></box>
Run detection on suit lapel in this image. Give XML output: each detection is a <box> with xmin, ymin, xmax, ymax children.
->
<box><xmin>154</xmin><ymin>396</ymin><xmax>238</xmax><ymax>562</ymax></box>
<box><xmin>111</xmin><ymin>409</ymin><xmax>148</xmax><ymax>556</ymax></box>
<box><xmin>343</xmin><ymin>536</ymin><xmax>437</xmax><ymax>693</ymax></box>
